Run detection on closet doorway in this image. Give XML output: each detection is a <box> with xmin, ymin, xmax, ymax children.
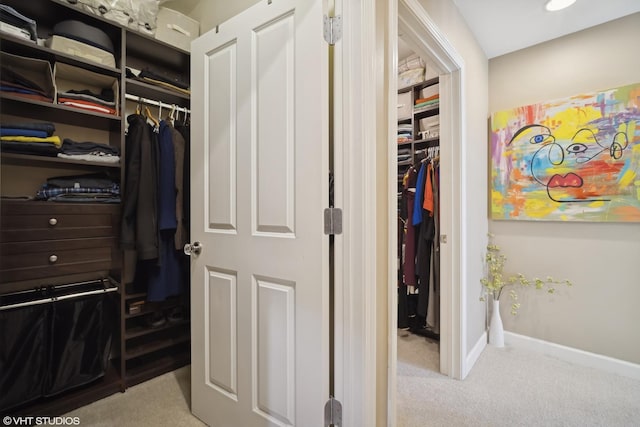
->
<box><xmin>389</xmin><ymin>0</ymin><xmax>466</xmax><ymax>424</ymax></box>
<box><xmin>395</xmin><ymin>36</ymin><xmax>441</xmax><ymax>374</ymax></box>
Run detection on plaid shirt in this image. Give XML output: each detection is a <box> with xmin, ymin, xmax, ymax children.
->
<box><xmin>36</xmin><ymin>184</ymin><xmax>120</xmax><ymax>200</ymax></box>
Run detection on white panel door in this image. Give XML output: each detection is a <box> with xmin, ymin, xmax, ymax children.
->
<box><xmin>190</xmin><ymin>0</ymin><xmax>329</xmax><ymax>426</ymax></box>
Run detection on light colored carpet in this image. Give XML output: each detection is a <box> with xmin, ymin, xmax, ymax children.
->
<box><xmin>65</xmin><ymin>366</ymin><xmax>205</xmax><ymax>427</ymax></box>
<box><xmin>65</xmin><ymin>339</ymin><xmax>640</xmax><ymax>426</ymax></box>
<box><xmin>397</xmin><ymin>332</ymin><xmax>640</xmax><ymax>427</ymax></box>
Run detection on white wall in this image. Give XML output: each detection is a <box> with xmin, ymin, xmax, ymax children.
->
<box><xmin>489</xmin><ymin>13</ymin><xmax>640</xmax><ymax>364</ymax></box>
<box><xmin>416</xmin><ymin>0</ymin><xmax>489</xmax><ymax>358</ymax></box>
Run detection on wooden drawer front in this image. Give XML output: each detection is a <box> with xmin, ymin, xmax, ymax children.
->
<box><xmin>1</xmin><ymin>213</ymin><xmax>117</xmax><ymax>242</ymax></box>
<box><xmin>0</xmin><ymin>244</ymin><xmax>113</xmax><ymax>283</ymax></box>
<box><xmin>1</xmin><ymin>237</ymin><xmax>116</xmax><ymax>256</ymax></box>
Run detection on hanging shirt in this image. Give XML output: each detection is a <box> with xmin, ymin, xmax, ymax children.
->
<box><xmin>423</xmin><ymin>162</ymin><xmax>434</xmax><ymax>215</ymax></box>
<box><xmin>157</xmin><ymin>120</ymin><xmax>177</xmax><ymax>231</ymax></box>
<box><xmin>412</xmin><ymin>162</ymin><xmax>427</xmax><ymax>226</ymax></box>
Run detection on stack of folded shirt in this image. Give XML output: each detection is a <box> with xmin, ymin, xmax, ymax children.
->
<box><xmin>1</xmin><ymin>65</ymin><xmax>54</xmax><ymax>103</ymax></box>
<box><xmin>397</xmin><ymin>123</ymin><xmax>413</xmax><ymax>144</ymax></box>
<box><xmin>36</xmin><ymin>173</ymin><xmax>120</xmax><ymax>203</ymax></box>
<box><xmin>0</xmin><ymin>122</ymin><xmax>61</xmax><ymax>156</ymax></box>
<box><xmin>0</xmin><ymin>5</ymin><xmax>37</xmax><ymax>42</ymax></box>
<box><xmin>57</xmin><ymin>88</ymin><xmax>117</xmax><ymax>115</ymax></box>
<box><xmin>414</xmin><ymin>94</ymin><xmax>440</xmax><ymax>112</ymax></box>
<box><xmin>127</xmin><ymin>67</ymin><xmax>190</xmax><ymax>96</ymax></box>
<box><xmin>398</xmin><ymin>148</ymin><xmax>412</xmax><ymax>164</ymax></box>
<box><xmin>58</xmin><ymin>138</ymin><xmax>120</xmax><ymax>164</ymax></box>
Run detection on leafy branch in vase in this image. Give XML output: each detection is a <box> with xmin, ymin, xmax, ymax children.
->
<box><xmin>480</xmin><ymin>234</ymin><xmax>573</xmax><ymax>315</ymax></box>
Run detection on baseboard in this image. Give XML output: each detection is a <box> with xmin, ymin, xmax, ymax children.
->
<box><xmin>463</xmin><ymin>331</ymin><xmax>487</xmax><ymax>379</ymax></box>
<box><xmin>505</xmin><ymin>331</ymin><xmax>640</xmax><ymax>380</ymax></box>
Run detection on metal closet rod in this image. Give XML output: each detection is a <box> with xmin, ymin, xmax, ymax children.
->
<box><xmin>124</xmin><ymin>93</ymin><xmax>191</xmax><ymax>114</ymax></box>
<box><xmin>0</xmin><ymin>278</ymin><xmax>118</xmax><ymax>311</ymax></box>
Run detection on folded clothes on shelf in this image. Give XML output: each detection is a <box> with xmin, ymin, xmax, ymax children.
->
<box><xmin>36</xmin><ymin>173</ymin><xmax>121</xmax><ymax>203</ymax></box>
<box><xmin>127</xmin><ymin>67</ymin><xmax>190</xmax><ymax>95</ymax></box>
<box><xmin>57</xmin><ymin>138</ymin><xmax>120</xmax><ymax>164</ymax></box>
<box><xmin>0</xmin><ymin>4</ymin><xmax>37</xmax><ymax>41</ymax></box>
<box><xmin>1</xmin><ymin>135</ymin><xmax>62</xmax><ymax>147</ymax></box>
<box><xmin>57</xmin><ymin>97</ymin><xmax>117</xmax><ymax>115</ymax></box>
<box><xmin>61</xmin><ymin>138</ymin><xmax>119</xmax><ymax>156</ymax></box>
<box><xmin>1</xmin><ymin>121</ymin><xmax>56</xmax><ymax>137</ymax></box>
<box><xmin>0</xmin><ymin>141</ymin><xmax>60</xmax><ymax>156</ymax></box>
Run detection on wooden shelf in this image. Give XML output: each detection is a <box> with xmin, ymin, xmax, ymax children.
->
<box><xmin>126</xmin><ymin>79</ymin><xmax>191</xmax><ymax>106</ymax></box>
<box><xmin>125</xmin><ymin>291</ymin><xmax>147</xmax><ymax>301</ymax></box>
<box><xmin>0</xmin><ymin>152</ymin><xmax>120</xmax><ymax>168</ymax></box>
<box><xmin>125</xmin><ymin>319</ymin><xmax>190</xmax><ymax>340</ymax></box>
<box><xmin>0</xmin><ymin>34</ymin><xmax>122</xmax><ymax>77</ymax></box>
<box><xmin>413</xmin><ymin>77</ymin><xmax>439</xmax><ymax>90</ymax></box>
<box><xmin>125</xmin><ymin>349</ymin><xmax>190</xmax><ymax>388</ymax></box>
<box><xmin>124</xmin><ymin>298</ymin><xmax>184</xmax><ymax>319</ymax></box>
<box><xmin>0</xmin><ymin>93</ymin><xmax>121</xmax><ymax>126</ymax></box>
<box><xmin>414</xmin><ymin>106</ymin><xmax>440</xmax><ymax>119</ymax></box>
<box><xmin>125</xmin><ymin>333</ymin><xmax>190</xmax><ymax>360</ymax></box>
<box><xmin>414</xmin><ymin>137</ymin><xmax>440</xmax><ymax>146</ymax></box>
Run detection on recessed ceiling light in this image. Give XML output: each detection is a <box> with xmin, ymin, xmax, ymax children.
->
<box><xmin>545</xmin><ymin>0</ymin><xmax>577</xmax><ymax>12</ymax></box>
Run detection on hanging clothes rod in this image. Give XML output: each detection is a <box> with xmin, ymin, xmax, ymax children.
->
<box><xmin>0</xmin><ymin>278</ymin><xmax>118</xmax><ymax>311</ymax></box>
<box><xmin>124</xmin><ymin>93</ymin><xmax>191</xmax><ymax>114</ymax></box>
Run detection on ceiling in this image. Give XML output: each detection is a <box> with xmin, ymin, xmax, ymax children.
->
<box><xmin>400</xmin><ymin>0</ymin><xmax>640</xmax><ymax>60</ymax></box>
<box><xmin>451</xmin><ymin>0</ymin><xmax>640</xmax><ymax>58</ymax></box>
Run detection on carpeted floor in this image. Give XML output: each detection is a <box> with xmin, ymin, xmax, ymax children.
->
<box><xmin>64</xmin><ymin>337</ymin><xmax>640</xmax><ymax>426</ymax></box>
<box><xmin>65</xmin><ymin>366</ymin><xmax>205</xmax><ymax>427</ymax></box>
<box><xmin>396</xmin><ymin>332</ymin><xmax>640</xmax><ymax>427</ymax></box>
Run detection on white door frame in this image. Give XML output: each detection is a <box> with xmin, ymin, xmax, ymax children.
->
<box><xmin>331</xmin><ymin>0</ymin><xmax>379</xmax><ymax>425</ymax></box>
<box><xmin>395</xmin><ymin>0</ymin><xmax>467</xmax><ymax>373</ymax></box>
<box><xmin>389</xmin><ymin>0</ymin><xmax>468</xmax><ymax>422</ymax></box>
<box><xmin>334</xmin><ymin>0</ymin><xmax>468</xmax><ymax>424</ymax></box>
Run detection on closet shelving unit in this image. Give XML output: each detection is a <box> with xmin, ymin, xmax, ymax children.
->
<box><xmin>397</xmin><ymin>76</ymin><xmax>440</xmax><ymax>340</ymax></box>
<box><xmin>397</xmin><ymin>76</ymin><xmax>440</xmax><ymax>168</ymax></box>
<box><xmin>0</xmin><ymin>0</ymin><xmax>191</xmax><ymax>415</ymax></box>
<box><xmin>397</xmin><ymin>77</ymin><xmax>439</xmax><ymax>208</ymax></box>
<box><xmin>121</xmin><ymin>7</ymin><xmax>191</xmax><ymax>391</ymax></box>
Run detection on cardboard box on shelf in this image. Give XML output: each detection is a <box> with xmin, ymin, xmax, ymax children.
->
<box><xmin>155</xmin><ymin>7</ymin><xmax>199</xmax><ymax>52</ymax></box>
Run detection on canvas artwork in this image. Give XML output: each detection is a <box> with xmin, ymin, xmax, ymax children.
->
<box><xmin>490</xmin><ymin>82</ymin><xmax>640</xmax><ymax>222</ymax></box>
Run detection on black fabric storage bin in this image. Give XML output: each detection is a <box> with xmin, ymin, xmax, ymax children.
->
<box><xmin>0</xmin><ymin>289</ymin><xmax>116</xmax><ymax>411</ymax></box>
<box><xmin>45</xmin><ymin>294</ymin><xmax>116</xmax><ymax>396</ymax></box>
<box><xmin>0</xmin><ymin>305</ymin><xmax>50</xmax><ymax>412</ymax></box>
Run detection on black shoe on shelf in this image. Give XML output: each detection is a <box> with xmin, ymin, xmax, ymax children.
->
<box><xmin>167</xmin><ymin>306</ymin><xmax>184</xmax><ymax>323</ymax></box>
<box><xmin>146</xmin><ymin>311</ymin><xmax>166</xmax><ymax>328</ymax></box>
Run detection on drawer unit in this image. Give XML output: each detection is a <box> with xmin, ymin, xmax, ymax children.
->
<box><xmin>0</xmin><ymin>201</ymin><xmax>120</xmax><ymax>289</ymax></box>
<box><xmin>0</xmin><ymin>238</ymin><xmax>115</xmax><ymax>283</ymax></box>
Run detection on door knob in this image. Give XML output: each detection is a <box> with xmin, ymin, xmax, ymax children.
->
<box><xmin>184</xmin><ymin>241</ymin><xmax>202</xmax><ymax>256</ymax></box>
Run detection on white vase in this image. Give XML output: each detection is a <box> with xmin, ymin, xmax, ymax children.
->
<box><xmin>489</xmin><ymin>299</ymin><xmax>505</xmax><ymax>347</ymax></box>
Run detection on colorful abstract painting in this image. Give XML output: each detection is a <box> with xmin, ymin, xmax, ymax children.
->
<box><xmin>490</xmin><ymin>83</ymin><xmax>640</xmax><ymax>222</ymax></box>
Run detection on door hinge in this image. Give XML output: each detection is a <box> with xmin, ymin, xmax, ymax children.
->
<box><xmin>323</xmin><ymin>15</ymin><xmax>342</xmax><ymax>45</ymax></box>
<box><xmin>324</xmin><ymin>396</ymin><xmax>342</xmax><ymax>427</ymax></box>
<box><xmin>324</xmin><ymin>208</ymin><xmax>342</xmax><ymax>235</ymax></box>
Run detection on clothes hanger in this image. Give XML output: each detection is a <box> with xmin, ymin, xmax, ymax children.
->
<box><xmin>144</xmin><ymin>106</ymin><xmax>159</xmax><ymax>127</ymax></box>
<box><xmin>166</xmin><ymin>104</ymin><xmax>176</xmax><ymax>125</ymax></box>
